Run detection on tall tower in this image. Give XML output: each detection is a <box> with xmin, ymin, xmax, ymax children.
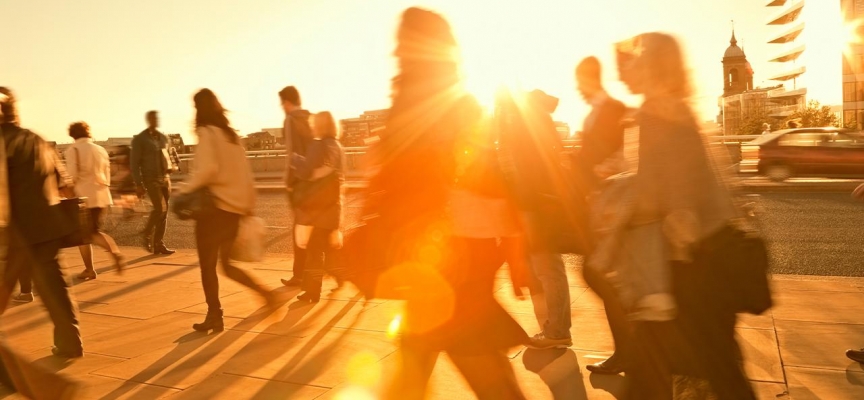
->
<box><xmin>722</xmin><ymin>30</ymin><xmax>754</xmax><ymax>96</ymax></box>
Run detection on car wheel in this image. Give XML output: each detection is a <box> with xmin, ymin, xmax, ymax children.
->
<box><xmin>765</xmin><ymin>164</ymin><xmax>792</xmax><ymax>182</ymax></box>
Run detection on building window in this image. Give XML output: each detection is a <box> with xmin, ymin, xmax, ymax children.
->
<box><xmin>729</xmin><ymin>69</ymin><xmax>739</xmax><ymax>84</ymax></box>
<box><xmin>845</xmin><ymin>82</ymin><xmax>857</xmax><ymax>102</ymax></box>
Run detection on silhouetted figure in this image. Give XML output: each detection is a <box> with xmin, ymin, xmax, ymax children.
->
<box><xmin>278</xmin><ymin>86</ymin><xmax>314</xmax><ymax>288</ymax></box>
<box><xmin>0</xmin><ymin>87</ymin><xmax>83</xmax><ymax>359</ymax></box>
<box><xmin>572</xmin><ymin>56</ymin><xmax>635</xmax><ymax>375</ymax></box>
<box><xmin>65</xmin><ymin>122</ymin><xmax>125</xmax><ymax>281</ymax></box>
<box><xmin>180</xmin><ymin>89</ymin><xmax>275</xmax><ymax>333</ymax></box>
<box><xmin>292</xmin><ymin>112</ymin><xmax>345</xmax><ymax>302</ymax></box>
<box><xmin>615</xmin><ymin>33</ymin><xmax>754</xmax><ymax>399</ymax></box>
<box><xmin>131</xmin><ymin>110</ymin><xmax>175</xmax><ymax>254</ymax></box>
<box><xmin>365</xmin><ymin>8</ymin><xmax>528</xmax><ymax>399</ymax></box>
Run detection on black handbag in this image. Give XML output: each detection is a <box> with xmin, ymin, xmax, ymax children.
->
<box><xmin>58</xmin><ymin>197</ymin><xmax>92</xmax><ymax>248</ymax></box>
<box><xmin>171</xmin><ymin>187</ymin><xmax>215</xmax><ymax>221</ymax></box>
<box><xmin>702</xmin><ymin>225</ymin><xmax>773</xmax><ymax>315</ymax></box>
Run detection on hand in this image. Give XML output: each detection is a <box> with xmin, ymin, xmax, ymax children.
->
<box><xmin>853</xmin><ymin>183</ymin><xmax>864</xmax><ymax>201</ymax></box>
<box><xmin>60</xmin><ymin>186</ymin><xmax>75</xmax><ymax>199</ymax></box>
<box><xmin>135</xmin><ymin>185</ymin><xmax>146</xmax><ymax>198</ymax></box>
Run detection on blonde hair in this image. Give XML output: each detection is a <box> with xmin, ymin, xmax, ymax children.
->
<box><xmin>313</xmin><ymin>111</ymin><xmax>338</xmax><ymax>139</ymax></box>
<box><xmin>632</xmin><ymin>32</ymin><xmax>693</xmax><ymax>100</ymax></box>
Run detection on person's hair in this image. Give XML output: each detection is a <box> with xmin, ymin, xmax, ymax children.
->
<box><xmin>314</xmin><ymin>112</ymin><xmax>339</xmax><ymax>139</ymax></box>
<box><xmin>627</xmin><ymin>32</ymin><xmax>693</xmax><ymax>99</ymax></box>
<box><xmin>146</xmin><ymin>110</ymin><xmax>158</xmax><ymax>120</ymax></box>
<box><xmin>0</xmin><ymin>86</ymin><xmax>18</xmax><ymax>124</ymax></box>
<box><xmin>576</xmin><ymin>56</ymin><xmax>602</xmax><ymax>84</ymax></box>
<box><xmin>69</xmin><ymin>122</ymin><xmax>91</xmax><ymax>139</ymax></box>
<box><xmin>787</xmin><ymin>120</ymin><xmax>799</xmax><ymax>129</ymax></box>
<box><xmin>193</xmin><ymin>88</ymin><xmax>239</xmax><ymax>144</ymax></box>
<box><xmin>279</xmin><ymin>86</ymin><xmax>301</xmax><ymax>106</ymax></box>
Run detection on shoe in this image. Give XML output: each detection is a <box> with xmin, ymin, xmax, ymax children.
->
<box><xmin>12</xmin><ymin>293</ymin><xmax>34</xmax><ymax>303</ymax></box>
<box><xmin>281</xmin><ymin>277</ymin><xmax>303</xmax><ymax>287</ymax></box>
<box><xmin>51</xmin><ymin>347</ymin><xmax>83</xmax><ymax>359</ymax></box>
<box><xmin>527</xmin><ymin>332</ymin><xmax>572</xmax><ymax>350</ymax></box>
<box><xmin>586</xmin><ymin>354</ymin><xmax>629</xmax><ymax>375</ymax></box>
<box><xmin>847</xmin><ymin>348</ymin><xmax>864</xmax><ymax>363</ymax></box>
<box><xmin>192</xmin><ymin>309</ymin><xmax>224</xmax><ymax>332</ymax></box>
<box><xmin>297</xmin><ymin>292</ymin><xmax>320</xmax><ymax>303</ymax></box>
<box><xmin>76</xmin><ymin>270</ymin><xmax>97</xmax><ymax>280</ymax></box>
<box><xmin>153</xmin><ymin>246</ymin><xmax>176</xmax><ymax>255</ymax></box>
<box><xmin>140</xmin><ymin>234</ymin><xmax>153</xmax><ymax>252</ymax></box>
<box><xmin>112</xmin><ymin>253</ymin><xmax>126</xmax><ymax>273</ymax></box>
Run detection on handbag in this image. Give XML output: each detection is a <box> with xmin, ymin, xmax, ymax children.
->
<box><xmin>231</xmin><ymin>215</ymin><xmax>267</xmax><ymax>262</ymax></box>
<box><xmin>171</xmin><ymin>187</ymin><xmax>215</xmax><ymax>221</ymax></box>
<box><xmin>700</xmin><ymin>224</ymin><xmax>772</xmax><ymax>315</ymax></box>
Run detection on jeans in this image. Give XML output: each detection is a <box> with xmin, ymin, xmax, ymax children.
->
<box><xmin>583</xmin><ymin>265</ymin><xmax>634</xmax><ymax>362</ymax></box>
<box><xmin>301</xmin><ymin>228</ymin><xmax>342</xmax><ymax>295</ymax></box>
<box><xmin>17</xmin><ymin>267</ymin><xmax>32</xmax><ymax>294</ymax></box>
<box><xmin>196</xmin><ymin>208</ymin><xmax>267</xmax><ymax>312</ymax></box>
<box><xmin>143</xmin><ymin>179</ymin><xmax>170</xmax><ymax>247</ymax></box>
<box><xmin>2</xmin><ymin>231</ymin><xmax>82</xmax><ymax>353</ymax></box>
<box><xmin>530</xmin><ymin>252</ymin><xmax>570</xmax><ymax>339</ymax></box>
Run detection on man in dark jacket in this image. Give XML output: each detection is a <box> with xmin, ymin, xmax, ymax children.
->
<box><xmin>572</xmin><ymin>57</ymin><xmax>634</xmax><ymax>375</ymax></box>
<box><xmin>0</xmin><ymin>87</ymin><xmax>83</xmax><ymax>359</ymax></box>
<box><xmin>278</xmin><ymin>86</ymin><xmax>314</xmax><ymax>287</ymax></box>
<box><xmin>131</xmin><ymin>110</ymin><xmax>175</xmax><ymax>255</ymax></box>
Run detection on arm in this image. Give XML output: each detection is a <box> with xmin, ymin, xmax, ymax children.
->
<box><xmin>180</xmin><ymin>127</ymin><xmax>218</xmax><ymax>194</ymax></box>
<box><xmin>130</xmin><ymin>136</ymin><xmax>143</xmax><ymax>186</ymax></box>
<box><xmin>292</xmin><ymin>141</ymin><xmax>334</xmax><ymax>181</ymax></box>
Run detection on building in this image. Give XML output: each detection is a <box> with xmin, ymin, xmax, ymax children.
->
<box><xmin>340</xmin><ymin>109</ymin><xmax>388</xmax><ymax>147</ymax></box>
<box><xmin>554</xmin><ymin>121</ymin><xmax>571</xmax><ymax>139</ymax></box>
<box><xmin>842</xmin><ymin>0</ymin><xmax>864</xmax><ymax>128</ymax></box>
<box><xmin>243</xmin><ymin>131</ymin><xmax>277</xmax><ymax>150</ymax></box>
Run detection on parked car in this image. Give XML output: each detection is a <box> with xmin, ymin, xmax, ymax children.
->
<box><xmin>752</xmin><ymin>127</ymin><xmax>864</xmax><ymax>181</ymax></box>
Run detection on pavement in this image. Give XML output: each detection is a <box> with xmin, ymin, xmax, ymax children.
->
<box><xmin>2</xmin><ymin>247</ymin><xmax>864</xmax><ymax>399</ymax></box>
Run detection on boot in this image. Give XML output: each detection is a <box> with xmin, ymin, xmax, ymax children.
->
<box><xmin>192</xmin><ymin>309</ymin><xmax>224</xmax><ymax>332</ymax></box>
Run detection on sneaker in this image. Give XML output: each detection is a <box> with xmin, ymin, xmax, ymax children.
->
<box><xmin>527</xmin><ymin>332</ymin><xmax>572</xmax><ymax>350</ymax></box>
<box><xmin>12</xmin><ymin>293</ymin><xmax>34</xmax><ymax>303</ymax></box>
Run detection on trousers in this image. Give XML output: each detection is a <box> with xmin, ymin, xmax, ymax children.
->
<box><xmin>143</xmin><ymin>179</ymin><xmax>170</xmax><ymax>247</ymax></box>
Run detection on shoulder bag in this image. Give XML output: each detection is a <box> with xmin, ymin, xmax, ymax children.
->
<box><xmin>59</xmin><ymin>147</ymin><xmax>92</xmax><ymax>248</ymax></box>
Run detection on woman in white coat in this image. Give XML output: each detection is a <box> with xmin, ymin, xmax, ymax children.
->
<box><xmin>64</xmin><ymin>122</ymin><xmax>125</xmax><ymax>280</ymax></box>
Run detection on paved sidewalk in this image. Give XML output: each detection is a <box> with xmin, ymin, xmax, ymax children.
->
<box><xmin>1</xmin><ymin>248</ymin><xmax>863</xmax><ymax>399</ymax></box>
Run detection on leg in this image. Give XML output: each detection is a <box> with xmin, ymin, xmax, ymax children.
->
<box><xmin>529</xmin><ymin>252</ymin><xmax>571</xmax><ymax>341</ymax></box>
<box><xmin>217</xmin><ymin>212</ymin><xmax>269</xmax><ymax>298</ymax></box>
<box><xmin>18</xmin><ymin>266</ymin><xmax>32</xmax><ymax>294</ymax></box>
<box><xmin>27</xmin><ymin>240</ymin><xmax>82</xmax><ymax>354</ymax></box>
<box><xmin>292</xmin><ymin>228</ymin><xmax>307</xmax><ymax>280</ymax></box>
<box><xmin>153</xmin><ymin>183</ymin><xmax>170</xmax><ymax>248</ymax></box>
<box><xmin>448</xmin><ymin>351</ymin><xmax>526</xmax><ymax>400</ymax></box>
<box><xmin>629</xmin><ymin>321</ymin><xmax>675</xmax><ymax>400</ymax></box>
<box><xmin>386</xmin><ymin>339</ymin><xmax>438</xmax><ymax>400</ymax></box>
<box><xmin>195</xmin><ymin>214</ymin><xmax>222</xmax><ymax>312</ymax></box>
<box><xmin>583</xmin><ymin>266</ymin><xmax>635</xmax><ymax>371</ymax></box>
<box><xmin>301</xmin><ymin>229</ymin><xmax>330</xmax><ymax>296</ymax></box>
<box><xmin>142</xmin><ymin>181</ymin><xmax>162</xmax><ymax>242</ymax></box>
<box><xmin>77</xmin><ymin>245</ymin><xmax>94</xmax><ymax>272</ymax></box>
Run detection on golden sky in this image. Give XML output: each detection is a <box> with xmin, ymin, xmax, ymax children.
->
<box><xmin>0</xmin><ymin>0</ymin><xmax>845</xmax><ymax>142</ymax></box>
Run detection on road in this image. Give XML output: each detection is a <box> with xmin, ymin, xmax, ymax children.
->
<box><xmin>104</xmin><ymin>191</ymin><xmax>864</xmax><ymax>277</ymax></box>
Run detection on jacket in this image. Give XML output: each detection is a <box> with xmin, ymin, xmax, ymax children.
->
<box><xmin>1</xmin><ymin>123</ymin><xmax>74</xmax><ymax>245</ymax></box>
<box><xmin>181</xmin><ymin>126</ymin><xmax>256</xmax><ymax>215</ymax></box>
<box><xmin>291</xmin><ymin>137</ymin><xmax>343</xmax><ymax>230</ymax></box>
<box><xmin>130</xmin><ymin>129</ymin><xmax>172</xmax><ymax>186</ymax></box>
<box><xmin>282</xmin><ymin>109</ymin><xmax>313</xmax><ymax>189</ymax></box>
<box><xmin>572</xmin><ymin>95</ymin><xmax>626</xmax><ymax>193</ymax></box>
<box><xmin>65</xmin><ymin>138</ymin><xmax>112</xmax><ymax>209</ymax></box>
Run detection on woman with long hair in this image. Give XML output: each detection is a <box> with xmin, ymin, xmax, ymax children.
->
<box><xmin>65</xmin><ymin>122</ymin><xmax>125</xmax><ymax>283</ymax></box>
<box><xmin>180</xmin><ymin>88</ymin><xmax>274</xmax><ymax>332</ymax></box>
<box><xmin>292</xmin><ymin>111</ymin><xmax>345</xmax><ymax>302</ymax></box>
<box><xmin>364</xmin><ymin>8</ymin><xmax>527</xmax><ymax>399</ymax></box>
<box><xmin>614</xmin><ymin>33</ymin><xmax>753</xmax><ymax>399</ymax></box>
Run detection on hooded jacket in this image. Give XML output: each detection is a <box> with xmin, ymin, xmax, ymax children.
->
<box><xmin>283</xmin><ymin>109</ymin><xmax>313</xmax><ymax>190</ymax></box>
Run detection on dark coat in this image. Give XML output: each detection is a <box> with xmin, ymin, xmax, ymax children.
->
<box><xmin>283</xmin><ymin>109</ymin><xmax>313</xmax><ymax>189</ymax></box>
<box><xmin>130</xmin><ymin>129</ymin><xmax>171</xmax><ymax>186</ymax></box>
<box><xmin>291</xmin><ymin>137</ymin><xmax>344</xmax><ymax>230</ymax></box>
<box><xmin>571</xmin><ymin>96</ymin><xmax>626</xmax><ymax>193</ymax></box>
<box><xmin>1</xmin><ymin>123</ymin><xmax>74</xmax><ymax>245</ymax></box>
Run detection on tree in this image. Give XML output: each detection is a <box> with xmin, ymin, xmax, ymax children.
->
<box><xmin>783</xmin><ymin>100</ymin><xmax>841</xmax><ymax>129</ymax></box>
<box><xmin>737</xmin><ymin>107</ymin><xmax>770</xmax><ymax>135</ymax></box>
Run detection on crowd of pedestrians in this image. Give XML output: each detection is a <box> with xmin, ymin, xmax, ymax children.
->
<box><xmin>0</xmin><ymin>6</ymin><xmax>789</xmax><ymax>400</ymax></box>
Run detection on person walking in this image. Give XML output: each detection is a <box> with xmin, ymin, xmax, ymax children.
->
<box><xmin>613</xmin><ymin>33</ymin><xmax>754</xmax><ymax>399</ymax></box>
<box><xmin>278</xmin><ymin>86</ymin><xmax>314</xmax><ymax>288</ymax></box>
<box><xmin>0</xmin><ymin>87</ymin><xmax>83</xmax><ymax>359</ymax></box>
<box><xmin>131</xmin><ymin>110</ymin><xmax>175</xmax><ymax>255</ymax></box>
<box><xmin>365</xmin><ymin>8</ymin><xmax>528</xmax><ymax>399</ymax></box>
<box><xmin>572</xmin><ymin>56</ymin><xmax>635</xmax><ymax>375</ymax></box>
<box><xmin>181</xmin><ymin>89</ymin><xmax>275</xmax><ymax>333</ymax></box>
<box><xmin>65</xmin><ymin>122</ymin><xmax>125</xmax><ymax>280</ymax></box>
<box><xmin>292</xmin><ymin>112</ymin><xmax>345</xmax><ymax>302</ymax></box>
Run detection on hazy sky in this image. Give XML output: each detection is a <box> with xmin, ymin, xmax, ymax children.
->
<box><xmin>1</xmin><ymin>0</ymin><xmax>846</xmax><ymax>143</ymax></box>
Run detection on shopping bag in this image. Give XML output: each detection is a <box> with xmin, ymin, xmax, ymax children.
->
<box><xmin>231</xmin><ymin>216</ymin><xmax>267</xmax><ymax>262</ymax></box>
